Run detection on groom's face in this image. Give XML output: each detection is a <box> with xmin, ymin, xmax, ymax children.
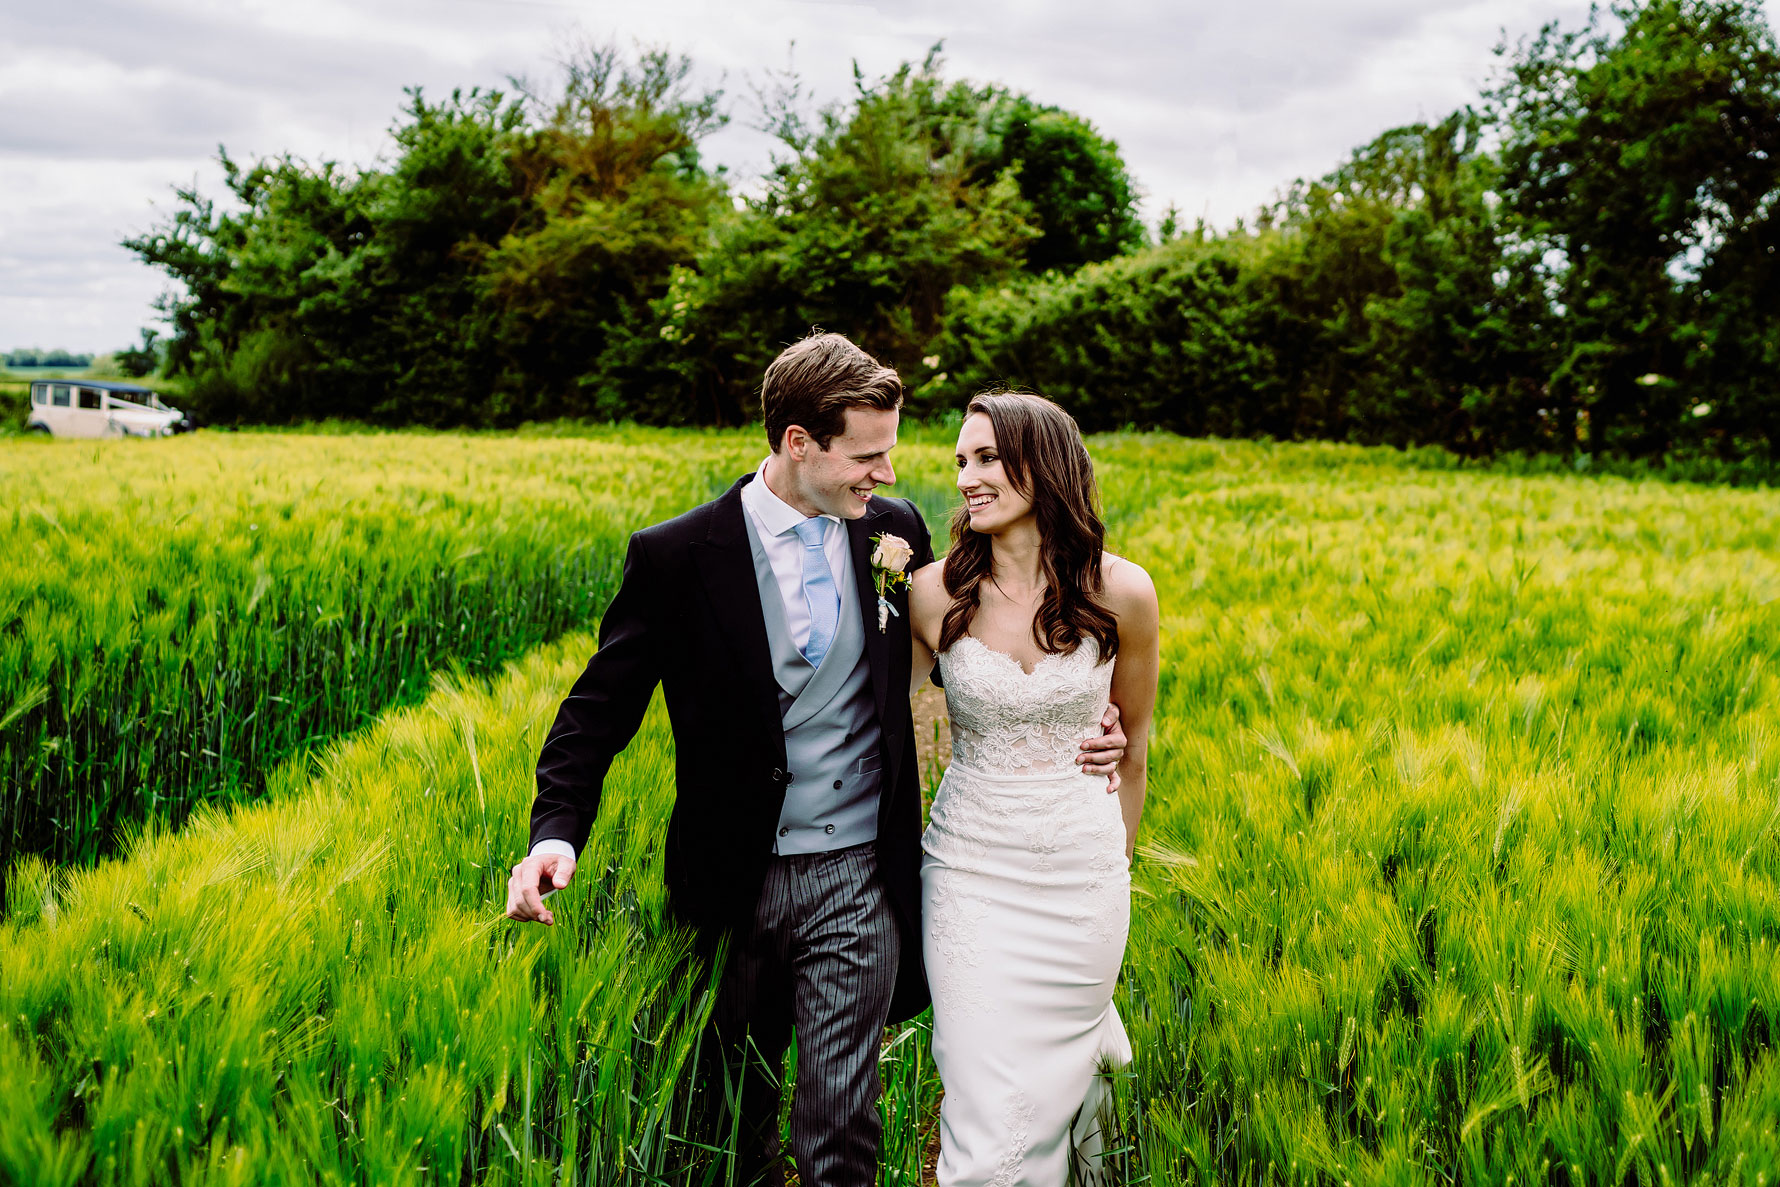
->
<box><xmin>788</xmin><ymin>406</ymin><xmax>899</xmax><ymax>519</ymax></box>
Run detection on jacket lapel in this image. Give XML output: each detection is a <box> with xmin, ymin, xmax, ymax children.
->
<box><xmin>690</xmin><ymin>476</ymin><xmax>783</xmax><ymax>750</ymax></box>
<box><xmin>847</xmin><ymin>506</ymin><xmax>892</xmax><ymax>722</ymax></box>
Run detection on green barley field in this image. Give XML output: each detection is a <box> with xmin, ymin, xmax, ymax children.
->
<box><xmin>0</xmin><ymin>429</ymin><xmax>763</xmax><ymax>879</ymax></box>
<box><xmin>3</xmin><ymin>427</ymin><xmax>1778</xmax><ymax>1185</ymax></box>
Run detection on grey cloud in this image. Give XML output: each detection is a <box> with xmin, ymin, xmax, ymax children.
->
<box><xmin>855</xmin><ymin>0</ymin><xmax>1472</xmax><ymax>109</ymax></box>
<box><xmin>0</xmin><ymin>0</ymin><xmax>1662</xmax><ymax>349</ymax></box>
<box><xmin>0</xmin><ymin>0</ymin><xmax>536</xmax><ymax>163</ymax></box>
<box><xmin>0</xmin><ymin>67</ymin><xmax>264</xmax><ymax>159</ymax></box>
<box><xmin>9</xmin><ymin>1</ymin><xmax>453</xmax><ymax>97</ymax></box>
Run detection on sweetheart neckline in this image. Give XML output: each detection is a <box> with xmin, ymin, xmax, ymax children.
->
<box><xmin>952</xmin><ymin>633</ymin><xmax>1094</xmax><ymax>678</ymax></box>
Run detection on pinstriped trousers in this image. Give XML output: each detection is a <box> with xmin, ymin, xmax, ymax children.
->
<box><xmin>704</xmin><ymin>842</ymin><xmax>900</xmax><ymax>1187</ymax></box>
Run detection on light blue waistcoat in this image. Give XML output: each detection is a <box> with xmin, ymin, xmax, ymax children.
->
<box><xmin>743</xmin><ymin>514</ymin><xmax>883</xmax><ymax>856</ymax></box>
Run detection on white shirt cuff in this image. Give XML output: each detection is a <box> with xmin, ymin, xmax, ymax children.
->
<box><xmin>530</xmin><ymin>838</ymin><xmax>577</xmax><ymax>863</ymax></box>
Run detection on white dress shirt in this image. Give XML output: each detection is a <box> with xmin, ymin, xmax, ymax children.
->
<box><xmin>529</xmin><ymin>459</ymin><xmax>851</xmax><ymax>868</ymax></box>
<box><xmin>740</xmin><ymin>457</ymin><xmax>851</xmax><ymax>654</ymax></box>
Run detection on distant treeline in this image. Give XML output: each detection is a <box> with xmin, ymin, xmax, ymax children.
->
<box><xmin>132</xmin><ymin>0</ymin><xmax>1780</xmax><ymax>463</ymax></box>
<box><xmin>4</xmin><ymin>349</ymin><xmax>93</xmax><ymax>368</ymax></box>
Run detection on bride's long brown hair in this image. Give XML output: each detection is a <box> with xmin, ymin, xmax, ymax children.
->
<box><xmin>939</xmin><ymin>390</ymin><xmax>1119</xmax><ymax>662</ymax></box>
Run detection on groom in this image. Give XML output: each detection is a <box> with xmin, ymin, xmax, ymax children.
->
<box><xmin>505</xmin><ymin>332</ymin><xmax>1125</xmax><ymax>1185</ymax></box>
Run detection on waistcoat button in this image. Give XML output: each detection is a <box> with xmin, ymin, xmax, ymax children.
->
<box><xmin>778</xmin><ymin>826</ymin><xmax>790</xmax><ymax>837</ymax></box>
<box><xmin>832</xmin><ymin>779</ymin><xmax>843</xmax><ymax>789</ymax></box>
<box><xmin>824</xmin><ymin>824</ymin><xmax>835</xmax><ymax>834</ymax></box>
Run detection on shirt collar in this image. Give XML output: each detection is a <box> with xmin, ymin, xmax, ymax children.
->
<box><xmin>746</xmin><ymin>457</ymin><xmax>840</xmax><ymax>537</ymax></box>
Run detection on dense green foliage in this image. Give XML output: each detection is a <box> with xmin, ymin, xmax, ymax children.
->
<box><xmin>4</xmin><ymin>428</ymin><xmax>1777</xmax><ymax>1182</ymax></box>
<box><xmin>942</xmin><ymin>0</ymin><xmax>1779</xmax><ymax>468</ymax></box>
<box><xmin>124</xmin><ymin>2</ymin><xmax>1780</xmax><ymax>456</ymax></box>
<box><xmin>132</xmin><ymin>46</ymin><xmax>1139</xmax><ymax>431</ymax></box>
<box><xmin>111</xmin><ymin>329</ymin><xmax>164</xmax><ymax>379</ymax></box>
<box><xmin>934</xmin><ymin>112</ymin><xmax>1542</xmax><ymax>443</ymax></box>
<box><xmin>126</xmin><ymin>49</ymin><xmax>728</xmax><ymax>427</ymax></box>
<box><xmin>1108</xmin><ymin>438</ymin><xmax>1780</xmax><ymax>1180</ymax></box>
<box><xmin>5</xmin><ymin>351</ymin><xmax>90</xmax><ymax>369</ymax></box>
<box><xmin>3</xmin><ymin>350</ymin><xmax>94</xmax><ymax>368</ymax></box>
<box><xmin>935</xmin><ymin>0</ymin><xmax>1780</xmax><ymax>468</ymax></box>
<box><xmin>640</xmin><ymin>51</ymin><xmax>1136</xmax><ymax>424</ymax></box>
<box><xmin>0</xmin><ymin>430</ymin><xmax>758</xmax><ymax>883</ymax></box>
<box><xmin>1489</xmin><ymin>0</ymin><xmax>1780</xmax><ymax>460</ymax></box>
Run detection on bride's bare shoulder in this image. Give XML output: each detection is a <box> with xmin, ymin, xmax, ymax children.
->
<box><xmin>910</xmin><ymin>554</ymin><xmax>950</xmax><ymax>609</ymax></box>
<box><xmin>909</xmin><ymin>556</ymin><xmax>950</xmax><ymax>646</ymax></box>
<box><xmin>1099</xmin><ymin>552</ymin><xmax>1157</xmax><ymax>618</ymax></box>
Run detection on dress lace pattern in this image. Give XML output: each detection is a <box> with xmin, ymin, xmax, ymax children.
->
<box><xmin>943</xmin><ymin>635</ymin><xmax>1114</xmax><ymax>775</ymax></box>
<box><xmin>922</xmin><ymin>634</ymin><xmax>1133</xmax><ymax>1186</ymax></box>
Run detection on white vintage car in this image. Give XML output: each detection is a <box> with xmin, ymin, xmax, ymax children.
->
<box><xmin>26</xmin><ymin>380</ymin><xmax>186</xmax><ymax>438</ymax></box>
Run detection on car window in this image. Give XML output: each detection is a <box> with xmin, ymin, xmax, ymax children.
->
<box><xmin>78</xmin><ymin>388</ymin><xmax>103</xmax><ymax>410</ymax></box>
<box><xmin>32</xmin><ymin>385</ymin><xmax>46</xmax><ymax>405</ymax></box>
<box><xmin>52</xmin><ymin>385</ymin><xmax>71</xmax><ymax>407</ymax></box>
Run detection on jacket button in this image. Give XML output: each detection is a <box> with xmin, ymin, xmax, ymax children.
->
<box><xmin>833</xmin><ymin>779</ymin><xmax>843</xmax><ymax>789</ymax></box>
<box><xmin>824</xmin><ymin>824</ymin><xmax>835</xmax><ymax>834</ymax></box>
<box><xmin>778</xmin><ymin>827</ymin><xmax>790</xmax><ymax>837</ymax></box>
<box><xmin>770</xmin><ymin>767</ymin><xmax>786</xmax><ymax>783</ymax></box>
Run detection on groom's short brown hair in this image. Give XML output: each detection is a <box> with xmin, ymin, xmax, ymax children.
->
<box><xmin>762</xmin><ymin>332</ymin><xmax>903</xmax><ymax>452</ymax></box>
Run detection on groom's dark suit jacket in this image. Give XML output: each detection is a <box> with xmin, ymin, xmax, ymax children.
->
<box><xmin>529</xmin><ymin>474</ymin><xmax>936</xmax><ymax>1021</ymax></box>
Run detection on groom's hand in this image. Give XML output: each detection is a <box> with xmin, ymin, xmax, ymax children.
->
<box><xmin>506</xmin><ymin>852</ymin><xmax>576</xmax><ymax>926</ymax></box>
<box><xmin>1080</xmin><ymin>703</ymin><xmax>1127</xmax><ymax>794</ymax></box>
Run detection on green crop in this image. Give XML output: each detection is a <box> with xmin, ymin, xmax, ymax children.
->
<box><xmin>0</xmin><ymin>430</ymin><xmax>759</xmax><ymax>881</ymax></box>
<box><xmin>1</xmin><ymin>635</ymin><xmax>732</xmax><ymax>1184</ymax></box>
<box><xmin>3</xmin><ymin>429</ymin><xmax>1779</xmax><ymax>1182</ymax></box>
<box><xmin>1089</xmin><ymin>442</ymin><xmax>1780</xmax><ymax>1181</ymax></box>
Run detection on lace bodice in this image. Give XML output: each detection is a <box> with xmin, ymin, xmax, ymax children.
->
<box><xmin>938</xmin><ymin>635</ymin><xmax>1115</xmax><ymax>775</ymax></box>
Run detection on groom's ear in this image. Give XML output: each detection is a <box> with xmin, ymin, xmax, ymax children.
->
<box><xmin>784</xmin><ymin>425</ymin><xmax>815</xmax><ymax>460</ymax></box>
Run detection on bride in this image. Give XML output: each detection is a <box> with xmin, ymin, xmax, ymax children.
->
<box><xmin>909</xmin><ymin>391</ymin><xmax>1159</xmax><ymax>1185</ymax></box>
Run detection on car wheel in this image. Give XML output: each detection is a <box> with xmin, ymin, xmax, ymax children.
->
<box><xmin>25</xmin><ymin>423</ymin><xmax>52</xmax><ymax>435</ymax></box>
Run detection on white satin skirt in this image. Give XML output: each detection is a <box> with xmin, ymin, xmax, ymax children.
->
<box><xmin>921</xmin><ymin>761</ymin><xmax>1133</xmax><ymax>1186</ymax></box>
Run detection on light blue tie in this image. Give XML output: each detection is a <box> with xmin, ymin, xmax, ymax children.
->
<box><xmin>792</xmin><ymin>517</ymin><xmax>840</xmax><ymax>667</ymax></box>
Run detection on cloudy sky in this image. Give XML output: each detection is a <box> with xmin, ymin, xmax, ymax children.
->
<box><xmin>0</xmin><ymin>0</ymin><xmax>1642</xmax><ymax>353</ymax></box>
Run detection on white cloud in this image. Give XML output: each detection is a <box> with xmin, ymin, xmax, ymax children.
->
<box><xmin>4</xmin><ymin>0</ymin><xmax>1763</xmax><ymax>351</ymax></box>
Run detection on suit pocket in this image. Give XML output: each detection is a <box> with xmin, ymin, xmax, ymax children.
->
<box><xmin>853</xmin><ymin>752</ymin><xmax>883</xmax><ymax>775</ymax></box>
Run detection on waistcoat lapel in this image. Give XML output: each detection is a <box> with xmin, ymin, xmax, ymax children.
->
<box><xmin>782</xmin><ymin>565</ymin><xmax>864</xmax><ymax>730</ymax></box>
<box><xmin>744</xmin><ymin>506</ymin><xmax>869</xmax><ymax>731</ymax></box>
<box><xmin>742</xmin><ymin>501</ymin><xmax>817</xmax><ymax>701</ymax></box>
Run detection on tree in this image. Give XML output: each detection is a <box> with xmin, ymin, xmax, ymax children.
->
<box><xmin>1488</xmin><ymin>0</ymin><xmax>1780</xmax><ymax>458</ymax></box>
<box><xmin>1264</xmin><ymin>112</ymin><xmax>1557</xmax><ymax>453</ymax></box>
<box><xmin>127</xmin><ymin>45</ymin><xmax>727</xmax><ymax>427</ymax></box>
<box><xmin>645</xmin><ymin>50</ymin><xmax>1040</xmax><ymax>424</ymax></box>
<box><xmin>975</xmin><ymin>93</ymin><xmax>1144</xmax><ymax>273</ymax></box>
<box><xmin>473</xmin><ymin>45</ymin><xmax>727</xmax><ymax>422</ymax></box>
<box><xmin>114</xmin><ymin>329</ymin><xmax>162</xmax><ymax>378</ymax></box>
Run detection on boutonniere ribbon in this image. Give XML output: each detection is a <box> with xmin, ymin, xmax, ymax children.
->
<box><xmin>869</xmin><ymin>533</ymin><xmax>913</xmax><ymax>632</ymax></box>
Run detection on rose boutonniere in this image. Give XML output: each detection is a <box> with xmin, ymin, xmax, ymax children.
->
<box><xmin>870</xmin><ymin>533</ymin><xmax>913</xmax><ymax>632</ymax></box>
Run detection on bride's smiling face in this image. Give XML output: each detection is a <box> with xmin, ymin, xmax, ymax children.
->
<box><xmin>955</xmin><ymin>412</ymin><xmax>1034</xmax><ymax>533</ymax></box>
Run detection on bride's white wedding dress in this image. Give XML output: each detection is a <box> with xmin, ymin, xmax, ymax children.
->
<box><xmin>922</xmin><ymin>634</ymin><xmax>1132</xmax><ymax>1185</ymax></box>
